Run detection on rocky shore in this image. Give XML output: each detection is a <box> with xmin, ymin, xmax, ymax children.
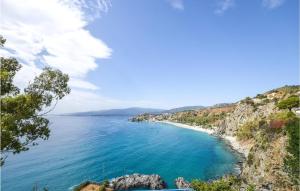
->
<box><xmin>109</xmin><ymin>174</ymin><xmax>166</xmax><ymax>190</ymax></box>
<box><xmin>175</xmin><ymin>177</ymin><xmax>191</xmax><ymax>189</ymax></box>
<box><xmin>75</xmin><ymin>174</ymin><xmax>184</xmax><ymax>191</ymax></box>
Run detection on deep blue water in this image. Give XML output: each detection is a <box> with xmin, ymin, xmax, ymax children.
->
<box><xmin>1</xmin><ymin>116</ymin><xmax>240</xmax><ymax>191</ymax></box>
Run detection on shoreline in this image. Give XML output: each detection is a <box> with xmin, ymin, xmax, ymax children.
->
<box><xmin>156</xmin><ymin>120</ymin><xmax>248</xmax><ymax>158</ymax></box>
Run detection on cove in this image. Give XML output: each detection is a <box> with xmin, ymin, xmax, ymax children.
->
<box><xmin>1</xmin><ymin>116</ymin><xmax>241</xmax><ymax>191</ymax></box>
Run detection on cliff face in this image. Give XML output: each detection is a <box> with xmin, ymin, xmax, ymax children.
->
<box><xmin>241</xmin><ymin>135</ymin><xmax>294</xmax><ymax>191</ymax></box>
<box><xmin>215</xmin><ymin>102</ymin><xmax>277</xmax><ymax>136</ymax></box>
<box><xmin>212</xmin><ymin>89</ymin><xmax>299</xmax><ymax>191</ymax></box>
<box><xmin>213</xmin><ymin>87</ymin><xmax>299</xmax><ymax>190</ymax></box>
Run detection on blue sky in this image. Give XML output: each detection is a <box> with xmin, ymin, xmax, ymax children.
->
<box><xmin>86</xmin><ymin>0</ymin><xmax>299</xmax><ymax>107</ymax></box>
<box><xmin>1</xmin><ymin>0</ymin><xmax>299</xmax><ymax>112</ymax></box>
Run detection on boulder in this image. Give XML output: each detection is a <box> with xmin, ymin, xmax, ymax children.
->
<box><xmin>109</xmin><ymin>173</ymin><xmax>166</xmax><ymax>190</ymax></box>
<box><xmin>175</xmin><ymin>177</ymin><xmax>190</xmax><ymax>189</ymax></box>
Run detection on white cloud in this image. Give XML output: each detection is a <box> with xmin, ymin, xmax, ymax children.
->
<box><xmin>262</xmin><ymin>0</ymin><xmax>285</xmax><ymax>9</ymax></box>
<box><xmin>0</xmin><ymin>0</ymin><xmax>161</xmax><ymax>113</ymax></box>
<box><xmin>167</xmin><ymin>0</ymin><xmax>184</xmax><ymax>10</ymax></box>
<box><xmin>214</xmin><ymin>0</ymin><xmax>235</xmax><ymax>15</ymax></box>
<box><xmin>0</xmin><ymin>0</ymin><xmax>111</xmax><ymax>85</ymax></box>
<box><xmin>69</xmin><ymin>79</ymin><xmax>99</xmax><ymax>90</ymax></box>
<box><xmin>0</xmin><ymin>0</ymin><xmax>115</xmax><ymax>112</ymax></box>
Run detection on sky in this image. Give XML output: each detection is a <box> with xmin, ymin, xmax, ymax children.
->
<box><xmin>0</xmin><ymin>0</ymin><xmax>299</xmax><ymax>113</ymax></box>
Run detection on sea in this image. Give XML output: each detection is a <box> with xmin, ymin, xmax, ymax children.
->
<box><xmin>1</xmin><ymin>115</ymin><xmax>241</xmax><ymax>191</ymax></box>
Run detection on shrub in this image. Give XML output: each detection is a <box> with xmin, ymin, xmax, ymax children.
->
<box><xmin>256</xmin><ymin>94</ymin><xmax>267</xmax><ymax>99</ymax></box>
<box><xmin>99</xmin><ymin>185</ymin><xmax>106</xmax><ymax>191</ymax></box>
<box><xmin>247</xmin><ymin>152</ymin><xmax>254</xmax><ymax>166</ymax></box>
<box><xmin>269</xmin><ymin>120</ymin><xmax>285</xmax><ymax>129</ymax></box>
<box><xmin>284</xmin><ymin>117</ymin><xmax>300</xmax><ymax>184</ymax></box>
<box><xmin>246</xmin><ymin>185</ymin><xmax>255</xmax><ymax>191</ymax></box>
<box><xmin>191</xmin><ymin>176</ymin><xmax>239</xmax><ymax>191</ymax></box>
<box><xmin>237</xmin><ymin>121</ymin><xmax>258</xmax><ymax>140</ymax></box>
<box><xmin>255</xmin><ymin>131</ymin><xmax>269</xmax><ymax>149</ymax></box>
<box><xmin>277</xmin><ymin>95</ymin><xmax>300</xmax><ymax>111</ymax></box>
<box><xmin>102</xmin><ymin>180</ymin><xmax>109</xmax><ymax>187</ymax></box>
<box><xmin>241</xmin><ymin>97</ymin><xmax>255</xmax><ymax>106</ymax></box>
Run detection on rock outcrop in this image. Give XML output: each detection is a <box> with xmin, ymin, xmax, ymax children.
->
<box><xmin>175</xmin><ymin>177</ymin><xmax>190</xmax><ymax>189</ymax></box>
<box><xmin>109</xmin><ymin>174</ymin><xmax>166</xmax><ymax>190</ymax></box>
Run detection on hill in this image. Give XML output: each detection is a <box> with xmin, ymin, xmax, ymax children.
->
<box><xmin>66</xmin><ymin>107</ymin><xmax>164</xmax><ymax>116</ymax></box>
<box><xmin>163</xmin><ymin>106</ymin><xmax>205</xmax><ymax>113</ymax></box>
<box><xmin>131</xmin><ymin>85</ymin><xmax>300</xmax><ymax>191</ymax></box>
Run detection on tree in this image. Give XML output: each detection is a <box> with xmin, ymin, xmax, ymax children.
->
<box><xmin>277</xmin><ymin>95</ymin><xmax>300</xmax><ymax>111</ymax></box>
<box><xmin>0</xmin><ymin>36</ymin><xmax>70</xmax><ymax>165</ymax></box>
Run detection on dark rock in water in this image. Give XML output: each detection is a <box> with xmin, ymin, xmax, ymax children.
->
<box><xmin>175</xmin><ymin>177</ymin><xmax>190</xmax><ymax>189</ymax></box>
<box><xmin>109</xmin><ymin>173</ymin><xmax>166</xmax><ymax>190</ymax></box>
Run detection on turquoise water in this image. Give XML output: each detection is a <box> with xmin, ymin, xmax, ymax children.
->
<box><xmin>1</xmin><ymin>116</ymin><xmax>240</xmax><ymax>190</ymax></box>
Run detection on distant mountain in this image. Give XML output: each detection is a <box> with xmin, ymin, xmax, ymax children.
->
<box><xmin>163</xmin><ymin>106</ymin><xmax>205</xmax><ymax>113</ymax></box>
<box><xmin>66</xmin><ymin>107</ymin><xmax>164</xmax><ymax>116</ymax></box>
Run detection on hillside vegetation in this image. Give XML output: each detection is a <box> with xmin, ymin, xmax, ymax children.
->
<box><xmin>132</xmin><ymin>85</ymin><xmax>300</xmax><ymax>191</ymax></box>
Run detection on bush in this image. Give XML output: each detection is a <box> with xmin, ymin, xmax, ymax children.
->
<box><xmin>247</xmin><ymin>152</ymin><xmax>254</xmax><ymax>166</ymax></box>
<box><xmin>241</xmin><ymin>97</ymin><xmax>255</xmax><ymax>106</ymax></box>
<box><xmin>277</xmin><ymin>95</ymin><xmax>300</xmax><ymax>111</ymax></box>
<box><xmin>237</xmin><ymin>121</ymin><xmax>258</xmax><ymax>140</ymax></box>
<box><xmin>255</xmin><ymin>131</ymin><xmax>269</xmax><ymax>149</ymax></box>
<box><xmin>284</xmin><ymin>117</ymin><xmax>300</xmax><ymax>184</ymax></box>
<box><xmin>256</xmin><ymin>94</ymin><xmax>267</xmax><ymax>99</ymax></box>
<box><xmin>191</xmin><ymin>176</ymin><xmax>240</xmax><ymax>191</ymax></box>
<box><xmin>269</xmin><ymin>120</ymin><xmax>285</xmax><ymax>129</ymax></box>
<box><xmin>99</xmin><ymin>185</ymin><xmax>106</xmax><ymax>191</ymax></box>
<box><xmin>102</xmin><ymin>180</ymin><xmax>109</xmax><ymax>187</ymax></box>
<box><xmin>246</xmin><ymin>185</ymin><xmax>255</xmax><ymax>191</ymax></box>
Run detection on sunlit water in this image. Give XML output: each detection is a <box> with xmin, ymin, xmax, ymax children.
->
<box><xmin>2</xmin><ymin>116</ymin><xmax>241</xmax><ymax>190</ymax></box>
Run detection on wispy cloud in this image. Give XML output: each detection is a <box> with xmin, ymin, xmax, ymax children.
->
<box><xmin>214</xmin><ymin>0</ymin><xmax>235</xmax><ymax>15</ymax></box>
<box><xmin>0</xmin><ymin>0</ymin><xmax>115</xmax><ymax>112</ymax></box>
<box><xmin>262</xmin><ymin>0</ymin><xmax>285</xmax><ymax>9</ymax></box>
<box><xmin>0</xmin><ymin>0</ymin><xmax>162</xmax><ymax>113</ymax></box>
<box><xmin>167</xmin><ymin>0</ymin><xmax>184</xmax><ymax>10</ymax></box>
<box><xmin>1</xmin><ymin>0</ymin><xmax>112</xmax><ymax>83</ymax></box>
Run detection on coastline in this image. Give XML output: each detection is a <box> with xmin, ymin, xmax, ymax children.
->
<box><xmin>157</xmin><ymin>120</ymin><xmax>249</xmax><ymax>158</ymax></box>
<box><xmin>158</xmin><ymin>120</ymin><xmax>215</xmax><ymax>134</ymax></box>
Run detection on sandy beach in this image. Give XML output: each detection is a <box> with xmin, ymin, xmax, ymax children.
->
<box><xmin>159</xmin><ymin>120</ymin><xmax>215</xmax><ymax>134</ymax></box>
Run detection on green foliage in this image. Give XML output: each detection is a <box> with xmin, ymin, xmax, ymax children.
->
<box><xmin>175</xmin><ymin>111</ymin><xmax>226</xmax><ymax>127</ymax></box>
<box><xmin>255</xmin><ymin>94</ymin><xmax>267</xmax><ymax>99</ymax></box>
<box><xmin>98</xmin><ymin>180</ymin><xmax>109</xmax><ymax>191</ymax></box>
<box><xmin>284</xmin><ymin>117</ymin><xmax>300</xmax><ymax>184</ymax></box>
<box><xmin>236</xmin><ymin>120</ymin><xmax>258</xmax><ymax>140</ymax></box>
<box><xmin>102</xmin><ymin>180</ymin><xmax>109</xmax><ymax>187</ymax></box>
<box><xmin>245</xmin><ymin>185</ymin><xmax>255</xmax><ymax>191</ymax></box>
<box><xmin>277</xmin><ymin>95</ymin><xmax>300</xmax><ymax>111</ymax></box>
<box><xmin>191</xmin><ymin>176</ymin><xmax>240</xmax><ymax>191</ymax></box>
<box><xmin>99</xmin><ymin>185</ymin><xmax>106</xmax><ymax>191</ymax></box>
<box><xmin>0</xmin><ymin>36</ymin><xmax>70</xmax><ymax>165</ymax></box>
<box><xmin>276</xmin><ymin>85</ymin><xmax>300</xmax><ymax>94</ymax></box>
<box><xmin>241</xmin><ymin>97</ymin><xmax>255</xmax><ymax>106</ymax></box>
<box><xmin>269</xmin><ymin>111</ymin><xmax>295</xmax><ymax>121</ymax></box>
<box><xmin>247</xmin><ymin>152</ymin><xmax>254</xmax><ymax>166</ymax></box>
